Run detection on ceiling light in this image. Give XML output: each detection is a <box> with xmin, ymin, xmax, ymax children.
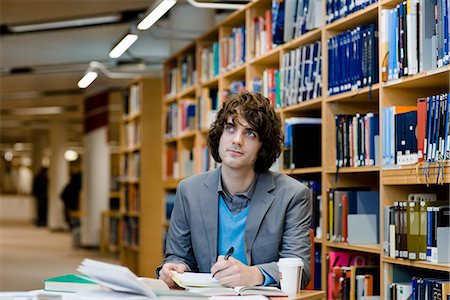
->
<box><xmin>185</xmin><ymin>0</ymin><xmax>246</xmax><ymax>9</ymax></box>
<box><xmin>109</xmin><ymin>33</ymin><xmax>138</xmax><ymax>58</ymax></box>
<box><xmin>77</xmin><ymin>61</ymin><xmax>139</xmax><ymax>89</ymax></box>
<box><xmin>78</xmin><ymin>71</ymin><xmax>99</xmax><ymax>89</ymax></box>
<box><xmin>137</xmin><ymin>0</ymin><xmax>177</xmax><ymax>30</ymax></box>
<box><xmin>9</xmin><ymin>15</ymin><xmax>121</xmax><ymax>33</ymax></box>
<box><xmin>8</xmin><ymin>106</ymin><xmax>64</xmax><ymax>115</ymax></box>
<box><xmin>4</xmin><ymin>151</ymin><xmax>13</xmax><ymax>162</ymax></box>
<box><xmin>64</xmin><ymin>150</ymin><xmax>79</xmax><ymax>162</ymax></box>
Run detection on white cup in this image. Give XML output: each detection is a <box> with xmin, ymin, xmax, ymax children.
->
<box><xmin>277</xmin><ymin>257</ymin><xmax>304</xmax><ymax>295</ymax></box>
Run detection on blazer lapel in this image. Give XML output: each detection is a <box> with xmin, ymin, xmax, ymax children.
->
<box><xmin>244</xmin><ymin>171</ymin><xmax>275</xmax><ymax>264</ymax></box>
<box><xmin>199</xmin><ymin>167</ymin><xmax>221</xmax><ymax>266</ymax></box>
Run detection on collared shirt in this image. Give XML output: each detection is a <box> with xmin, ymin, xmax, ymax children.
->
<box><xmin>218</xmin><ymin>173</ymin><xmax>259</xmax><ymax>215</ymax></box>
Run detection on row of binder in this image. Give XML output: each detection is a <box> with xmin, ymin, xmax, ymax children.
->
<box><xmin>328</xmin><ymin>24</ymin><xmax>379</xmax><ymax>96</ymax></box>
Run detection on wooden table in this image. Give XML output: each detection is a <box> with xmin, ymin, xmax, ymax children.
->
<box><xmin>271</xmin><ymin>290</ymin><xmax>326</xmax><ymax>300</ymax></box>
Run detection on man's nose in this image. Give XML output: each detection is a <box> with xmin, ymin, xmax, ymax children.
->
<box><xmin>232</xmin><ymin>130</ymin><xmax>244</xmax><ymax>144</ymax></box>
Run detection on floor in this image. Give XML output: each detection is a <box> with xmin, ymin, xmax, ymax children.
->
<box><xmin>0</xmin><ymin>221</ymin><xmax>119</xmax><ymax>291</ymax></box>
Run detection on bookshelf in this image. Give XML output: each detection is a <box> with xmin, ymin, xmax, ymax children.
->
<box><xmin>119</xmin><ymin>78</ymin><xmax>163</xmax><ymax>276</ymax></box>
<box><xmin>161</xmin><ymin>0</ymin><xmax>449</xmax><ymax>297</ymax></box>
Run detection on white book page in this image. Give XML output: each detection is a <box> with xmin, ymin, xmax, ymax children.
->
<box><xmin>171</xmin><ymin>271</ymin><xmax>221</xmax><ymax>288</ymax></box>
<box><xmin>77</xmin><ymin>259</ymin><xmax>156</xmax><ymax>298</ymax></box>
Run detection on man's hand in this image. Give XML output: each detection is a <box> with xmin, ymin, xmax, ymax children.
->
<box><xmin>158</xmin><ymin>263</ymin><xmax>188</xmax><ymax>288</ymax></box>
<box><xmin>211</xmin><ymin>256</ymin><xmax>264</xmax><ymax>287</ymax></box>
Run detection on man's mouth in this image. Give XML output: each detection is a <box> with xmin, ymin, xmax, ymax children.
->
<box><xmin>227</xmin><ymin>149</ymin><xmax>243</xmax><ymax>155</ymax></box>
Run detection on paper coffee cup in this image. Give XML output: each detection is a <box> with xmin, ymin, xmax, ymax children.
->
<box><xmin>278</xmin><ymin>257</ymin><xmax>304</xmax><ymax>295</ymax></box>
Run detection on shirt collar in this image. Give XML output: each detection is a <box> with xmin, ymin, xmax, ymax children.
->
<box><xmin>218</xmin><ymin>172</ymin><xmax>259</xmax><ymax>200</ymax></box>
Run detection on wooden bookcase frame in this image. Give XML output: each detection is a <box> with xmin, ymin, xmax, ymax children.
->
<box><xmin>158</xmin><ymin>0</ymin><xmax>450</xmax><ymax>295</ymax></box>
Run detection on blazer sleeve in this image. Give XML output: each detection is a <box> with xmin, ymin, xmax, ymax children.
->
<box><xmin>156</xmin><ymin>182</ymin><xmax>198</xmax><ymax>276</ymax></box>
<box><xmin>257</xmin><ymin>185</ymin><xmax>312</xmax><ymax>288</ymax></box>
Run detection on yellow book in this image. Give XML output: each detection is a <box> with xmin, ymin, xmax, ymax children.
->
<box><xmin>407</xmin><ymin>199</ymin><xmax>419</xmax><ymax>260</ymax></box>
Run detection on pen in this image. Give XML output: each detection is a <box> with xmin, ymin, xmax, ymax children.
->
<box><xmin>212</xmin><ymin>246</ymin><xmax>234</xmax><ymax>278</ymax></box>
<box><xmin>224</xmin><ymin>246</ymin><xmax>234</xmax><ymax>260</ymax></box>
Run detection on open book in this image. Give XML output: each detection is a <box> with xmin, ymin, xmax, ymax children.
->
<box><xmin>76</xmin><ymin>259</ymin><xmax>207</xmax><ymax>299</ymax></box>
<box><xmin>171</xmin><ymin>271</ymin><xmax>286</xmax><ymax>297</ymax></box>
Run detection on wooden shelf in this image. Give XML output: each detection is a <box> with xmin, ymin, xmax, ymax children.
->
<box><xmin>222</xmin><ymin>63</ymin><xmax>246</xmax><ymax>80</ymax></box>
<box><xmin>201</xmin><ymin>76</ymin><xmax>219</xmax><ymax>88</ymax></box>
<box><xmin>123</xmin><ymin>211</ymin><xmax>140</xmax><ymax>218</ymax></box>
<box><xmin>123</xmin><ymin>112</ymin><xmax>142</xmax><ymax>122</ymax></box>
<box><xmin>326</xmin><ymin>84</ymin><xmax>380</xmax><ymax>103</ymax></box>
<box><xmin>178</xmin><ymin>85</ymin><xmax>196</xmax><ymax>98</ymax></box>
<box><xmin>325</xmin><ymin>2</ymin><xmax>379</xmax><ymax>33</ymax></box>
<box><xmin>325</xmin><ymin>241</ymin><xmax>381</xmax><ymax>254</ymax></box>
<box><xmin>382</xmin><ymin>163</ymin><xmax>450</xmax><ymax>185</ymax></box>
<box><xmin>119</xmin><ymin>78</ymin><xmax>163</xmax><ymax>276</ymax></box>
<box><xmin>326</xmin><ymin>165</ymin><xmax>380</xmax><ymax>174</ymax></box>
<box><xmin>314</xmin><ymin>238</ymin><xmax>324</xmax><ymax>244</ymax></box>
<box><xmin>164</xmin><ymin>178</ymin><xmax>180</xmax><ymax>189</ymax></box>
<box><xmin>283</xmin><ymin>28</ymin><xmax>322</xmax><ymax>50</ymax></box>
<box><xmin>122</xmin><ymin>244</ymin><xmax>140</xmax><ymax>252</ymax></box>
<box><xmin>281</xmin><ymin>167</ymin><xmax>323</xmax><ymax>175</ymax></box>
<box><xmin>382</xmin><ymin>66</ymin><xmax>450</xmax><ymax>90</ymax></box>
<box><xmin>249</xmin><ymin>46</ymin><xmax>280</xmax><ymax>66</ymax></box>
<box><xmin>163</xmin><ymin>94</ymin><xmax>177</xmax><ymax>103</ymax></box>
<box><xmin>179</xmin><ymin>130</ymin><xmax>196</xmax><ymax>140</ymax></box>
<box><xmin>280</xmin><ymin>98</ymin><xmax>323</xmax><ymax>114</ymax></box>
<box><xmin>382</xmin><ymin>256</ymin><xmax>450</xmax><ymax>272</ymax></box>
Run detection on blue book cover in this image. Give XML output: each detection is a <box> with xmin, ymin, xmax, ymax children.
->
<box><xmin>356</xmin><ymin>191</ymin><xmax>380</xmax><ymax>242</ymax></box>
<box><xmin>368</xmin><ymin>113</ymin><xmax>379</xmax><ymax>165</ymax></box>
<box><xmin>314</xmin><ymin>248</ymin><xmax>321</xmax><ymax>290</ymax></box>
<box><xmin>272</xmin><ymin>0</ymin><xmax>285</xmax><ymax>45</ymax></box>
<box><xmin>443</xmin><ymin>94</ymin><xmax>449</xmax><ymax>160</ymax></box>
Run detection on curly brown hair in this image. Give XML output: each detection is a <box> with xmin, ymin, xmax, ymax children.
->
<box><xmin>207</xmin><ymin>91</ymin><xmax>283</xmax><ymax>172</ymax></box>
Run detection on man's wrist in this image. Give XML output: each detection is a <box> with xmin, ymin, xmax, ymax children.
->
<box><xmin>252</xmin><ymin>266</ymin><xmax>264</xmax><ymax>286</ymax></box>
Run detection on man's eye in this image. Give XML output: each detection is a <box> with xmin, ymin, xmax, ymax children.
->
<box><xmin>224</xmin><ymin>124</ymin><xmax>235</xmax><ymax>132</ymax></box>
<box><xmin>246</xmin><ymin>131</ymin><xmax>257</xmax><ymax>138</ymax></box>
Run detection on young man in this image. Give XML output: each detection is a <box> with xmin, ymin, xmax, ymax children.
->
<box><xmin>158</xmin><ymin>91</ymin><xmax>311</xmax><ymax>288</ymax></box>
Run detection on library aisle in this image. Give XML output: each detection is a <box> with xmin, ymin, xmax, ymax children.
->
<box><xmin>0</xmin><ymin>207</ymin><xmax>119</xmax><ymax>291</ymax></box>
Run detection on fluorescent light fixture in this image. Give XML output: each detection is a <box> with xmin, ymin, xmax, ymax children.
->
<box><xmin>9</xmin><ymin>15</ymin><xmax>121</xmax><ymax>33</ymax></box>
<box><xmin>9</xmin><ymin>106</ymin><xmax>64</xmax><ymax>115</ymax></box>
<box><xmin>109</xmin><ymin>33</ymin><xmax>138</xmax><ymax>58</ymax></box>
<box><xmin>78</xmin><ymin>71</ymin><xmax>98</xmax><ymax>89</ymax></box>
<box><xmin>4</xmin><ymin>151</ymin><xmax>13</xmax><ymax>162</ymax></box>
<box><xmin>137</xmin><ymin>0</ymin><xmax>177</xmax><ymax>30</ymax></box>
<box><xmin>77</xmin><ymin>61</ymin><xmax>139</xmax><ymax>89</ymax></box>
<box><xmin>64</xmin><ymin>150</ymin><xmax>79</xmax><ymax>162</ymax></box>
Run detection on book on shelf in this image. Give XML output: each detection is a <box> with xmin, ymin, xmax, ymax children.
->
<box><xmin>383</xmin><ymin>0</ymin><xmax>449</xmax><ymax>82</ymax></box>
<box><xmin>44</xmin><ymin>274</ymin><xmax>102</xmax><ymax>293</ymax></box>
<box><xmin>381</xmin><ymin>194</ymin><xmax>450</xmax><ymax>262</ymax></box>
<box><xmin>327</xmin><ymin>24</ymin><xmax>378</xmax><ymax>96</ymax></box>
<box><xmin>327</xmin><ymin>251</ymin><xmax>379</xmax><ymax>300</ymax></box>
<box><xmin>327</xmin><ymin>188</ymin><xmax>378</xmax><ymax>244</ymax></box>
<box><xmin>335</xmin><ymin>113</ymin><xmax>380</xmax><ymax>168</ymax></box>
<box><xmin>283</xmin><ymin>117</ymin><xmax>322</xmax><ymax>169</ymax></box>
<box><xmin>389</xmin><ymin>277</ymin><xmax>450</xmax><ymax>300</ymax></box>
<box><xmin>171</xmin><ymin>271</ymin><xmax>285</xmax><ymax>297</ymax></box>
<box><xmin>280</xmin><ymin>41</ymin><xmax>322</xmax><ymax>107</ymax></box>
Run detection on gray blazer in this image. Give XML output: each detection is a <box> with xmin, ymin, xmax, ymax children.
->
<box><xmin>161</xmin><ymin>167</ymin><xmax>312</xmax><ymax>288</ymax></box>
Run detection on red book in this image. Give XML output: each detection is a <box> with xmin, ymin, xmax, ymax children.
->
<box><xmin>265</xmin><ymin>9</ymin><xmax>272</xmax><ymax>52</ymax></box>
<box><xmin>416</xmin><ymin>98</ymin><xmax>427</xmax><ymax>162</ymax></box>
<box><xmin>342</xmin><ymin>193</ymin><xmax>348</xmax><ymax>243</ymax></box>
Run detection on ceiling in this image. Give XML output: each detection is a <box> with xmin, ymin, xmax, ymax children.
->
<box><xmin>0</xmin><ymin>0</ymin><xmax>244</xmax><ymax>156</ymax></box>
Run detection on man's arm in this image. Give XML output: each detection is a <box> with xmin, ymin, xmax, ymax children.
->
<box><xmin>157</xmin><ymin>183</ymin><xmax>198</xmax><ymax>278</ymax></box>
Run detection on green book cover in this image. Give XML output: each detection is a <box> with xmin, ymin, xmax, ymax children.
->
<box><xmin>44</xmin><ymin>274</ymin><xmax>101</xmax><ymax>292</ymax></box>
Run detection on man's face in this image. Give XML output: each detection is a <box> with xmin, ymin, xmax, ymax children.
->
<box><xmin>218</xmin><ymin>115</ymin><xmax>262</xmax><ymax>172</ymax></box>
